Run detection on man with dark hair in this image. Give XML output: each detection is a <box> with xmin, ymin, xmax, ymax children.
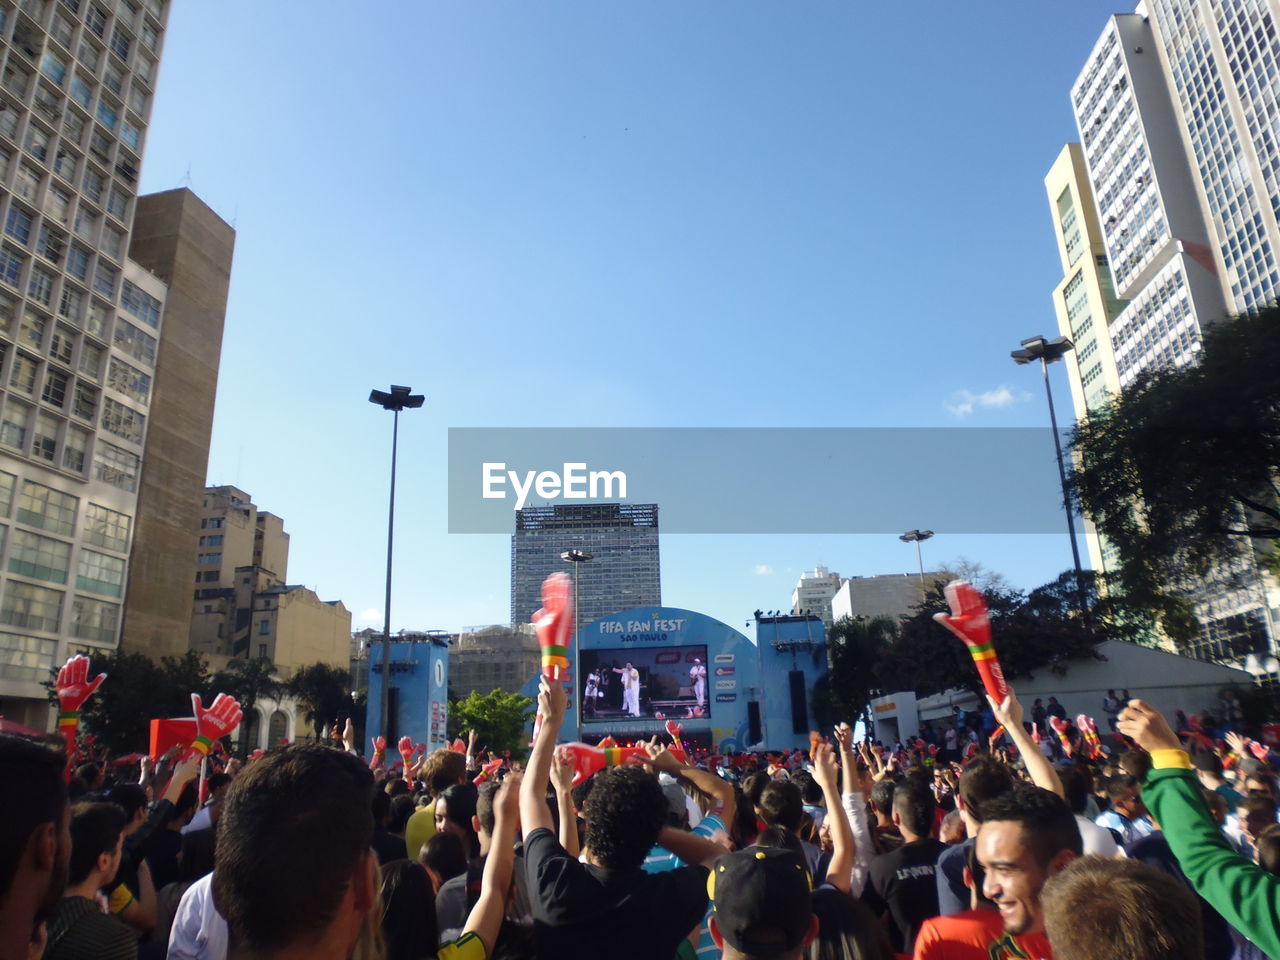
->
<box><xmin>869</xmin><ymin>778</ymin><xmax>902</xmax><ymax>853</ymax></box>
<box><xmin>1060</xmin><ymin>766</ymin><xmax>1120</xmax><ymax>858</ymax></box>
<box><xmin>1193</xmin><ymin>751</ymin><xmax>1243</xmax><ymax>808</ymax></box>
<box><xmin>759</xmin><ymin>780</ymin><xmax>821</xmax><ymax>877</ymax></box>
<box><xmin>520</xmin><ymin>676</ymin><xmax>726</xmax><ymax>959</ymax></box>
<box><xmin>861</xmin><ymin>776</ymin><xmax>945</xmax><ymax>953</ymax></box>
<box><xmin>975</xmin><ymin>783</ymin><xmax>1081</xmax><ymax>948</ymax></box>
<box><xmin>215</xmin><ymin>741</ymin><xmax>517</xmax><ymax>960</ymax></box>
<box><xmin>0</xmin><ymin>735</ymin><xmax>69</xmax><ymax>960</ymax></box>
<box><xmin>1042</xmin><ymin>856</ymin><xmax>1202</xmax><ymax>960</ymax></box>
<box><xmin>45</xmin><ymin>802</ymin><xmax>135</xmax><ymax>960</ymax></box>
<box><xmin>934</xmin><ymin>755</ymin><xmax>1013</xmax><ymax>916</ymax></box>
<box><xmin>1096</xmin><ymin>774</ymin><xmax>1154</xmax><ymax>846</ymax></box>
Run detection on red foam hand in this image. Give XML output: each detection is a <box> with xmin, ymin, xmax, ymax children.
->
<box><xmin>249</xmin><ymin>748</ymin><xmax>265</xmax><ymax>762</ymax></box>
<box><xmin>373</xmin><ymin>735</ymin><xmax>387</xmax><ymax>753</ymax></box>
<box><xmin>1048</xmin><ymin>716</ymin><xmax>1073</xmax><ymax>757</ymax></box>
<box><xmin>933</xmin><ymin>581</ymin><xmax>1008</xmax><ymax>704</ymax></box>
<box><xmin>190</xmin><ymin>693</ymin><xmax>242</xmax><ymax>756</ymax></box>
<box><xmin>415</xmin><ymin>743</ymin><xmax>428</xmax><ymax>756</ymax></box>
<box><xmin>533</xmin><ymin>572</ymin><xmax>574</xmax><ymax>679</ymax></box>
<box><xmin>557</xmin><ymin>741</ymin><xmax>688</xmax><ymax>787</ymax></box>
<box><xmin>928</xmin><ymin>743</ymin><xmax>939</xmax><ymax>757</ymax></box>
<box><xmin>1032</xmin><ymin>722</ymin><xmax>1042</xmax><ymax>743</ymax></box>
<box><xmin>597</xmin><ymin>735</ymin><xmax>617</xmax><ymax>748</ymax></box>
<box><xmin>56</xmin><ymin>655</ymin><xmax>106</xmax><ymax>766</ymax></box>
<box><xmin>1076</xmin><ymin>715</ymin><xmax>1103</xmax><ymax>759</ymax></box>
<box><xmin>665</xmin><ymin>719</ymin><xmax>683</xmax><ymax>743</ymax></box>
<box><xmin>398</xmin><ymin>736</ymin><xmax>413</xmax><ymax>763</ymax></box>
<box><xmin>989</xmin><ymin>726</ymin><xmax>1007</xmax><ymax>751</ymax></box>
<box><xmin>448</xmin><ymin>738</ymin><xmax>466</xmax><ymax>754</ymax></box>
<box><xmin>473</xmin><ymin>757</ymin><xmax>503</xmax><ymax>786</ymax></box>
<box><xmin>1250</xmin><ymin>739</ymin><xmax>1271</xmax><ymax>764</ymax></box>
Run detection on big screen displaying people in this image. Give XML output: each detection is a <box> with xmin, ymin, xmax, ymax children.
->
<box><xmin>579</xmin><ymin>645</ymin><xmax>710</xmax><ymax>721</ymax></box>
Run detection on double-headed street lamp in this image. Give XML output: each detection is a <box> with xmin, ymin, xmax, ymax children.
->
<box><xmin>899</xmin><ymin>529</ymin><xmax>934</xmax><ymax>589</ymax></box>
<box><xmin>369</xmin><ymin>384</ymin><xmax>424</xmax><ymax>741</ymax></box>
<box><xmin>1011</xmin><ymin>335</ymin><xmax>1088</xmax><ymax>619</ymax></box>
<box><xmin>560</xmin><ymin>549</ymin><xmax>592</xmax><ymax>728</ymax></box>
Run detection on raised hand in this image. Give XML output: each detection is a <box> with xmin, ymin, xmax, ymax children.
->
<box><xmin>934</xmin><ymin>580</ymin><xmax>1009</xmax><ymax>703</ymax></box>
<box><xmin>1117</xmin><ymin>699</ymin><xmax>1181</xmax><ymax>753</ymax></box>
<box><xmin>56</xmin><ymin>655</ymin><xmax>106</xmax><ymax>764</ymax></box>
<box><xmin>190</xmin><ymin>693</ymin><xmax>242</xmax><ymax>756</ymax></box>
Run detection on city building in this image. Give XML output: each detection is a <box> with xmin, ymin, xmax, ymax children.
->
<box><xmin>1058</xmin><ymin>2</ymin><xmax>1280</xmax><ymax>664</ymax></box>
<box><xmin>448</xmin><ymin>623</ymin><xmax>538</xmax><ymax>699</ymax></box>
<box><xmin>830</xmin><ymin>572</ymin><xmax>943</xmax><ymax>624</ymax></box>
<box><xmin>119</xmin><ymin>189</ymin><xmax>233</xmax><ymax>661</ymax></box>
<box><xmin>190</xmin><ymin>486</ymin><xmax>349</xmax><ymax>676</ymax></box>
<box><xmin>0</xmin><ymin>0</ymin><xmax>180</xmax><ymax>726</ymax></box>
<box><xmin>510</xmin><ymin>502</ymin><xmax>660</xmax><ymax>627</ymax></box>
<box><xmin>790</xmin><ymin>565</ymin><xmax>842</xmax><ymax>627</ymax></box>
<box><xmin>1044</xmin><ymin>144</ymin><xmax>1127</xmax><ymax>574</ymax></box>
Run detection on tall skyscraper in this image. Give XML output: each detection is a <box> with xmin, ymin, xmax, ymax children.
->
<box><xmin>0</xmin><ymin>0</ymin><xmax>181</xmax><ymax>725</ymax></box>
<box><xmin>510</xmin><ymin>503</ymin><xmax>660</xmax><ymax>627</ymax></box>
<box><xmin>1058</xmin><ymin>2</ymin><xmax>1280</xmax><ymax>662</ymax></box>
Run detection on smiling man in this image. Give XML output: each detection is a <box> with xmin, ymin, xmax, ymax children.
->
<box><xmin>975</xmin><ymin>784</ymin><xmax>1081</xmax><ymax>956</ymax></box>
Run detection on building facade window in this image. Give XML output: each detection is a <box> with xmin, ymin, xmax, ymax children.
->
<box><xmin>120</xmin><ymin>280</ymin><xmax>160</xmax><ymax>327</ymax></box>
<box><xmin>0</xmin><ymin>581</ymin><xmax>63</xmax><ymax>632</ymax></box>
<box><xmin>91</xmin><ymin>439</ymin><xmax>137</xmax><ymax>491</ymax></box>
<box><xmin>106</xmin><ymin>356</ymin><xmax>149</xmax><ymax>404</ymax></box>
<box><xmin>76</xmin><ymin>548</ymin><xmax>123</xmax><ymax>596</ymax></box>
<box><xmin>100</xmin><ymin>396</ymin><xmax>143</xmax><ymax>444</ymax></box>
<box><xmin>70</xmin><ymin>594</ymin><xmax>117</xmax><ymax>643</ymax></box>
<box><xmin>84</xmin><ymin>502</ymin><xmax>129</xmax><ymax>552</ymax></box>
<box><xmin>17</xmin><ymin>481</ymin><xmax>77</xmax><ymax>536</ymax></box>
<box><xmin>9</xmin><ymin>529</ymin><xmax>70</xmax><ymax>583</ymax></box>
<box><xmin>0</xmin><ymin>402</ymin><xmax>30</xmax><ymax>450</ymax></box>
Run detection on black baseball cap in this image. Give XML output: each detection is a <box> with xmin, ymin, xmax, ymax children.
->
<box><xmin>708</xmin><ymin>847</ymin><xmax>812</xmax><ymax>957</ymax></box>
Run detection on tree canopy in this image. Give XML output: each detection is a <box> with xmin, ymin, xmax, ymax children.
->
<box><xmin>1068</xmin><ymin>307</ymin><xmax>1280</xmax><ymax>643</ymax></box>
<box><xmin>448</xmin><ymin>689</ymin><xmax>534</xmax><ymax>758</ymax></box>
<box><xmin>286</xmin><ymin>662</ymin><xmax>352</xmax><ymax>740</ymax></box>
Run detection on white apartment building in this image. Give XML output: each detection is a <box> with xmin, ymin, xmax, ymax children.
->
<box><xmin>0</xmin><ymin>0</ymin><xmax>170</xmax><ymax>725</ymax></box>
<box><xmin>790</xmin><ymin>565</ymin><xmax>842</xmax><ymax>628</ymax></box>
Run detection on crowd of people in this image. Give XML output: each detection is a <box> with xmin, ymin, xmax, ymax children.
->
<box><xmin>6</xmin><ymin>677</ymin><xmax>1280</xmax><ymax>960</ymax></box>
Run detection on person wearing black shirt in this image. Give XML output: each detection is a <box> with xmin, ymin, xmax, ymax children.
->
<box><xmin>519</xmin><ymin>675</ymin><xmax>727</xmax><ymax>960</ymax></box>
<box><xmin>861</xmin><ymin>777</ymin><xmax>945</xmax><ymax>953</ymax></box>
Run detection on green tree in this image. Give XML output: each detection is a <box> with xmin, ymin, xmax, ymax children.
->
<box><xmin>287</xmin><ymin>663</ymin><xmax>352</xmax><ymax>739</ymax></box>
<box><xmin>1068</xmin><ymin>308</ymin><xmax>1280</xmax><ymax>644</ymax></box>
<box><xmin>447</xmin><ymin>689</ymin><xmax>534</xmax><ymax>757</ymax></box>
<box><xmin>817</xmin><ymin>615</ymin><xmax>898</xmax><ymax>729</ymax></box>
<box><xmin>211</xmin><ymin>657</ymin><xmax>282</xmax><ymax>716</ymax></box>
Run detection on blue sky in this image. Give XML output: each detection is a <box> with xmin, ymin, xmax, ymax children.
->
<box><xmin>136</xmin><ymin>2</ymin><xmax>1128</xmax><ymax>635</ymax></box>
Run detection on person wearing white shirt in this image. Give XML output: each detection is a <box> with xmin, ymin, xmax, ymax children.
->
<box><xmin>167</xmin><ymin>872</ymin><xmax>227</xmax><ymax>960</ymax></box>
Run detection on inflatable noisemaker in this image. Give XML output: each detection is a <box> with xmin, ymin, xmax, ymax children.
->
<box><xmin>597</xmin><ymin>735</ymin><xmax>618</xmax><ymax>748</ymax></box>
<box><xmin>398</xmin><ymin>736</ymin><xmax>414</xmax><ymax>780</ymax></box>
<box><xmin>556</xmin><ymin>740</ymin><xmax>688</xmax><ymax>787</ymax></box>
<box><xmin>530</xmin><ymin>572</ymin><xmax>574</xmax><ymax>744</ymax></box>
<box><xmin>189</xmin><ymin>692</ymin><xmax>242</xmax><ymax>802</ymax></box>
<box><xmin>1076</xmin><ymin>714</ymin><xmax>1103</xmax><ymax>759</ymax></box>
<box><xmin>665</xmin><ymin>718</ymin><xmax>683</xmax><ymax>743</ymax></box>
<box><xmin>473</xmin><ymin>756</ymin><xmax>503</xmax><ymax>786</ymax></box>
<box><xmin>933</xmin><ymin>580</ymin><xmax>1009</xmax><ymax>705</ymax></box>
<box><xmin>370</xmin><ymin>736</ymin><xmax>387</xmax><ymax>769</ymax></box>
<box><xmin>55</xmin><ymin>654</ymin><xmax>106</xmax><ymax>774</ymax></box>
<box><xmin>809</xmin><ymin>730</ymin><xmax>822</xmax><ymax>760</ymax></box>
<box><xmin>1048</xmin><ymin>716</ymin><xmax>1073</xmax><ymax>757</ymax></box>
<box><xmin>1031</xmin><ymin>722</ymin><xmax>1041</xmax><ymax>744</ymax></box>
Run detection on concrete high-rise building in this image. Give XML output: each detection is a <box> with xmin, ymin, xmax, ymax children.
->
<box><xmin>1059</xmin><ymin>3</ymin><xmax>1280</xmax><ymax>663</ymax></box>
<box><xmin>0</xmin><ymin>0</ymin><xmax>179</xmax><ymax>725</ymax></box>
<box><xmin>119</xmin><ymin>189</ymin><xmax>233</xmax><ymax>661</ymax></box>
<box><xmin>1044</xmin><ymin>144</ymin><xmax>1128</xmax><ymax>574</ymax></box>
<box><xmin>510</xmin><ymin>503</ymin><xmax>660</xmax><ymax>627</ymax></box>
<box><xmin>831</xmin><ymin>572</ymin><xmax>945</xmax><ymax>625</ymax></box>
<box><xmin>190</xmin><ymin>485</ymin><xmax>350</xmax><ymax>676</ymax></box>
<box><xmin>790</xmin><ymin>566</ymin><xmax>842</xmax><ymax>628</ymax></box>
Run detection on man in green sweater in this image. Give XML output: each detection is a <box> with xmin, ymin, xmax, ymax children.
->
<box><xmin>1118</xmin><ymin>699</ymin><xmax>1280</xmax><ymax>959</ymax></box>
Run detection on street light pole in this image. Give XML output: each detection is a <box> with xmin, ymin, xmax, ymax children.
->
<box><xmin>1012</xmin><ymin>336</ymin><xmax>1088</xmax><ymax>619</ymax></box>
<box><xmin>560</xmin><ymin>549</ymin><xmax>592</xmax><ymax>730</ymax></box>
<box><xmin>899</xmin><ymin>529</ymin><xmax>934</xmax><ymax>590</ymax></box>
<box><xmin>369</xmin><ymin>385</ymin><xmax>424</xmax><ymax>743</ymax></box>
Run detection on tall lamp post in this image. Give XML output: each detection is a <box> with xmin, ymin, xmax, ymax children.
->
<box><xmin>369</xmin><ymin>384</ymin><xmax>424</xmax><ymax>742</ymax></box>
<box><xmin>899</xmin><ymin>529</ymin><xmax>934</xmax><ymax>589</ymax></box>
<box><xmin>1011</xmin><ymin>335</ymin><xmax>1089</xmax><ymax>619</ymax></box>
<box><xmin>560</xmin><ymin>549</ymin><xmax>592</xmax><ymax>728</ymax></box>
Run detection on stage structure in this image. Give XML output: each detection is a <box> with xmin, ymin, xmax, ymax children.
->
<box><xmin>523</xmin><ymin>606</ymin><xmax>829</xmax><ymax>753</ymax></box>
<box><xmin>364</xmin><ymin>635</ymin><xmax>451</xmax><ymax>753</ymax></box>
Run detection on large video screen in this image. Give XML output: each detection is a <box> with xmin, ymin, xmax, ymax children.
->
<box><xmin>580</xmin><ymin>646</ymin><xmax>709</xmax><ymax>722</ymax></box>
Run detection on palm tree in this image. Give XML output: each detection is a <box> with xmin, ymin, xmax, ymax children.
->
<box><xmin>287</xmin><ymin>663</ymin><xmax>351</xmax><ymax>739</ymax></box>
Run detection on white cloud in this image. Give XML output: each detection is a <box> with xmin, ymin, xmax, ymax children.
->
<box><xmin>356</xmin><ymin>607</ymin><xmax>382</xmax><ymax>625</ymax></box>
<box><xmin>944</xmin><ymin>385</ymin><xmax>1028</xmax><ymax>418</ymax></box>
<box><xmin>753</xmin><ymin>564</ymin><xmax>773</xmax><ymax>576</ymax></box>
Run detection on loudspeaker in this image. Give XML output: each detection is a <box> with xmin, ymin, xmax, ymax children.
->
<box><xmin>789</xmin><ymin>671</ymin><xmax>808</xmax><ymax>734</ymax></box>
<box><xmin>747</xmin><ymin>700</ymin><xmax>762</xmax><ymax>745</ymax></box>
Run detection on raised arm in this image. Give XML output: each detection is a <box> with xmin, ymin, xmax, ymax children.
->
<box><xmin>812</xmin><ymin>743</ymin><xmax>853</xmax><ymax>892</ymax></box>
<box><xmin>989</xmin><ymin>687</ymin><xmax>1063</xmax><ymax>798</ymax></box>
<box><xmin>462</xmin><ymin>773</ymin><xmax>521</xmax><ymax>956</ymax></box>
<box><xmin>550</xmin><ymin>752</ymin><xmax>580</xmax><ymax>858</ymax></box>
<box><xmin>519</xmin><ymin>676</ymin><xmax>563</xmax><ymax>836</ymax></box>
<box><xmin>835</xmin><ymin>724</ymin><xmax>873</xmax><ymax>896</ymax></box>
<box><xmin>640</xmin><ymin>740</ymin><xmax>736</xmax><ymax>829</ymax></box>
<box><xmin>656</xmin><ymin>825</ymin><xmax>728</xmax><ymax>867</ymax></box>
